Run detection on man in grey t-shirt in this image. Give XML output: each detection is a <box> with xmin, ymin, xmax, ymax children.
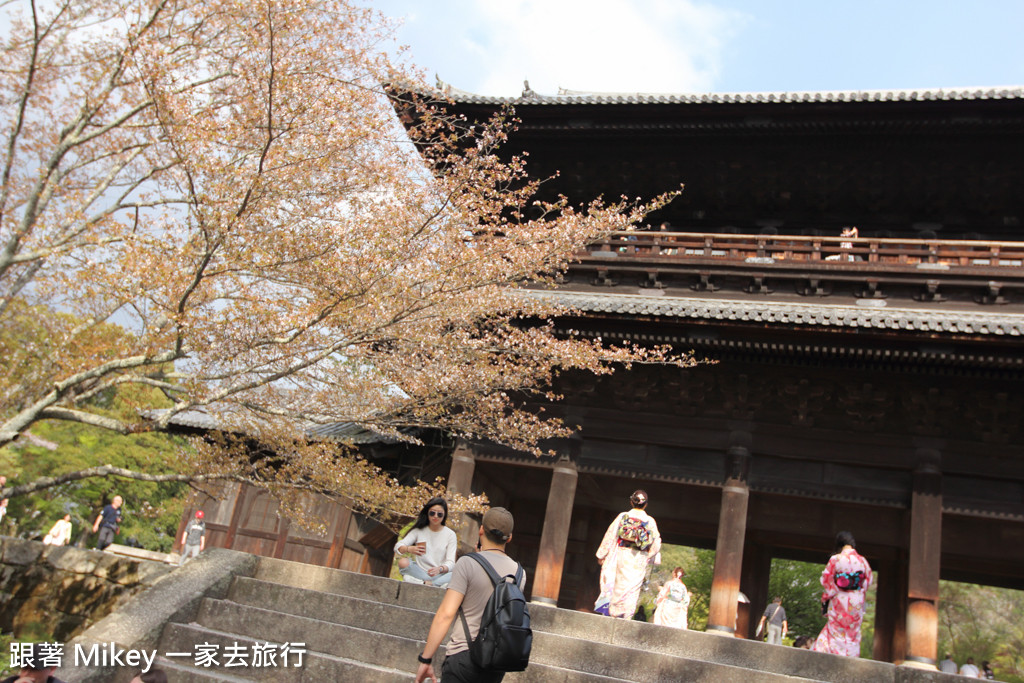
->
<box><xmin>757</xmin><ymin>596</ymin><xmax>788</xmax><ymax>645</ymax></box>
<box><xmin>414</xmin><ymin>507</ymin><xmax>526</xmax><ymax>683</ymax></box>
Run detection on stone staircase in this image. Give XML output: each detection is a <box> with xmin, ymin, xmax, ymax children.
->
<box><xmin>133</xmin><ymin>557</ymin><xmax>955</xmax><ymax>683</ymax></box>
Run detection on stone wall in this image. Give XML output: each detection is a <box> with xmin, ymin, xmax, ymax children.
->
<box><xmin>0</xmin><ymin>537</ymin><xmax>173</xmax><ymax>642</ymax></box>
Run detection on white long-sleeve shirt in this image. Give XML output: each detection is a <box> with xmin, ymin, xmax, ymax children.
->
<box><xmin>394</xmin><ymin>525</ymin><xmax>458</xmax><ymax>574</ymax></box>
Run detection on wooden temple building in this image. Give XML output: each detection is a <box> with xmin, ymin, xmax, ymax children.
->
<box><xmin>398</xmin><ymin>83</ymin><xmax>1024</xmax><ymax>668</ymax></box>
<box><xmin>179</xmin><ymin>84</ymin><xmax>1024</xmax><ymax>670</ymax></box>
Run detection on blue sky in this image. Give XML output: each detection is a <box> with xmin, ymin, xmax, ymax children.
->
<box><xmin>385</xmin><ymin>0</ymin><xmax>1024</xmax><ymax>96</ymax></box>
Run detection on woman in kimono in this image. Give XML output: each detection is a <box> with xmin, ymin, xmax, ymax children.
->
<box><xmin>653</xmin><ymin>566</ymin><xmax>689</xmax><ymax>629</ymax></box>
<box><xmin>813</xmin><ymin>530</ymin><xmax>873</xmax><ymax>656</ymax></box>
<box><xmin>596</xmin><ymin>490</ymin><xmax>661</xmax><ymax>619</ymax></box>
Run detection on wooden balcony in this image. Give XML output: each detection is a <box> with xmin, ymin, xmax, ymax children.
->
<box><xmin>570</xmin><ymin>232</ymin><xmax>1024</xmax><ymax>303</ymax></box>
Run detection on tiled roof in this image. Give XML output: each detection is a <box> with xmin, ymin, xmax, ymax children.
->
<box><xmin>434</xmin><ymin>79</ymin><xmax>1024</xmax><ymax>107</ymax></box>
<box><xmin>145</xmin><ymin>408</ymin><xmax>409</xmax><ymax>444</ymax></box>
<box><xmin>526</xmin><ymin>290</ymin><xmax>1024</xmax><ymax>337</ymax></box>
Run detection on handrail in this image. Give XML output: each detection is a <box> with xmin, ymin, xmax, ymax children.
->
<box><xmin>581</xmin><ymin>232</ymin><xmax>1024</xmax><ymax>267</ymax></box>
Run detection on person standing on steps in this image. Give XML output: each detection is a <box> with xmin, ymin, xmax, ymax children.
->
<box><xmin>653</xmin><ymin>566</ymin><xmax>690</xmax><ymax>629</ymax></box>
<box><xmin>596</xmin><ymin>490</ymin><xmax>662</xmax><ymax>619</ymax></box>
<box><xmin>395</xmin><ymin>497</ymin><xmax>458</xmax><ymax>587</ymax></box>
<box><xmin>414</xmin><ymin>507</ymin><xmax>526</xmax><ymax>683</ymax></box>
<box><xmin>812</xmin><ymin>530</ymin><xmax>872</xmax><ymax>657</ymax></box>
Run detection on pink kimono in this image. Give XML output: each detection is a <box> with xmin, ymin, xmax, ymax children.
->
<box><xmin>813</xmin><ymin>547</ymin><xmax>873</xmax><ymax>656</ymax></box>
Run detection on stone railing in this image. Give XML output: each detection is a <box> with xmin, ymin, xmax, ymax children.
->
<box><xmin>0</xmin><ymin>537</ymin><xmax>173</xmax><ymax>643</ymax></box>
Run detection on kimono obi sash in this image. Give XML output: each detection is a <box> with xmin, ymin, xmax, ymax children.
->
<box><xmin>835</xmin><ymin>570</ymin><xmax>865</xmax><ymax>591</ymax></box>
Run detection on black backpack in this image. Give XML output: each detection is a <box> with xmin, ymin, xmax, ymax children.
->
<box><xmin>458</xmin><ymin>553</ymin><xmax>532</xmax><ymax>672</ymax></box>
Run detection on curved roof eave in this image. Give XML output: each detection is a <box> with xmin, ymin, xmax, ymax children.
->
<box><xmin>524</xmin><ymin>290</ymin><xmax>1024</xmax><ymax>338</ymax></box>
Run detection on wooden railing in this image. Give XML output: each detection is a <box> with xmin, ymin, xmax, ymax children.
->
<box><xmin>581</xmin><ymin>232</ymin><xmax>1024</xmax><ymax>268</ymax></box>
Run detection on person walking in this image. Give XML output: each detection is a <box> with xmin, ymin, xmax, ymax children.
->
<box><xmin>395</xmin><ymin>497</ymin><xmax>458</xmax><ymax>587</ymax></box>
<box><xmin>757</xmin><ymin>596</ymin><xmax>788</xmax><ymax>645</ymax></box>
<box><xmin>414</xmin><ymin>507</ymin><xmax>525</xmax><ymax>683</ymax></box>
<box><xmin>939</xmin><ymin>653</ymin><xmax>959</xmax><ymax>674</ymax></box>
<box><xmin>595</xmin><ymin>490</ymin><xmax>662</xmax><ymax>619</ymax></box>
<box><xmin>653</xmin><ymin>566</ymin><xmax>690</xmax><ymax>629</ymax></box>
<box><xmin>178</xmin><ymin>510</ymin><xmax>207</xmax><ymax>566</ymax></box>
<box><xmin>812</xmin><ymin>531</ymin><xmax>872</xmax><ymax>657</ymax></box>
<box><xmin>92</xmin><ymin>495</ymin><xmax>123</xmax><ymax>551</ymax></box>
<box><xmin>43</xmin><ymin>514</ymin><xmax>73</xmax><ymax>546</ymax></box>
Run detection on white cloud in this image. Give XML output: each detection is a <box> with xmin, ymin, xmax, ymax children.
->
<box><xmin>393</xmin><ymin>0</ymin><xmax>749</xmax><ymax>97</ymax></box>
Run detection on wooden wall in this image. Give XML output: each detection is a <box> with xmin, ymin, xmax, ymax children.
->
<box><xmin>176</xmin><ymin>482</ymin><xmax>396</xmax><ymax>577</ymax></box>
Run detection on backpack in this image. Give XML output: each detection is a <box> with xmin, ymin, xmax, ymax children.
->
<box><xmin>458</xmin><ymin>553</ymin><xmax>532</xmax><ymax>672</ymax></box>
<box><xmin>617</xmin><ymin>515</ymin><xmax>653</xmax><ymax>551</ymax></box>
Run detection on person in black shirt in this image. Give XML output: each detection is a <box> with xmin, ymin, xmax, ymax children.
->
<box><xmin>92</xmin><ymin>494</ymin><xmax>123</xmax><ymax>550</ymax></box>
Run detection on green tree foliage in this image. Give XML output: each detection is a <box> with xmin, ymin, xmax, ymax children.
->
<box><xmin>939</xmin><ymin>580</ymin><xmax>1024</xmax><ymax>683</ymax></box>
<box><xmin>1</xmin><ymin>384</ymin><xmax>189</xmax><ymax>552</ymax></box>
<box><xmin>765</xmin><ymin>558</ymin><xmax>829</xmax><ymax>644</ymax></box>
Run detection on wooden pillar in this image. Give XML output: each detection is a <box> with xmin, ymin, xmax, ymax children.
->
<box><xmin>326</xmin><ymin>502</ymin><xmax>353</xmax><ymax>569</ymax></box>
<box><xmin>740</xmin><ymin>541</ymin><xmax>772</xmax><ymax>640</ymax></box>
<box><xmin>708</xmin><ymin>442</ymin><xmax>751</xmax><ymax>636</ymax></box>
<box><xmin>223</xmin><ymin>482</ymin><xmax>248</xmax><ymax>550</ymax></box>
<box><xmin>873</xmin><ymin>557</ymin><xmax>898</xmax><ymax>662</ymax></box>
<box><xmin>448</xmin><ymin>441</ymin><xmax>476</xmax><ymax>495</ymax></box>
<box><xmin>174</xmin><ymin>507</ymin><xmax>192</xmax><ymax>553</ymax></box>
<box><xmin>448</xmin><ymin>442</ymin><xmax>480</xmax><ymax>553</ymax></box>
<box><xmin>273</xmin><ymin>515</ymin><xmax>290</xmax><ymax>559</ymax></box>
<box><xmin>905</xmin><ymin>456</ymin><xmax>942</xmax><ymax>668</ymax></box>
<box><xmin>531</xmin><ymin>457</ymin><xmax>578</xmax><ymax>606</ymax></box>
<box><xmin>892</xmin><ymin>549</ymin><xmax>910</xmax><ymax>665</ymax></box>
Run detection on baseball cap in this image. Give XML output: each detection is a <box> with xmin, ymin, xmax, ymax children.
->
<box><xmin>482</xmin><ymin>507</ymin><xmax>514</xmax><ymax>542</ymax></box>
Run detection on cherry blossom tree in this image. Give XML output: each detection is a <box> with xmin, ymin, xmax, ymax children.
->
<box><xmin>0</xmin><ymin>0</ymin><xmax>683</xmax><ymax>517</ymax></box>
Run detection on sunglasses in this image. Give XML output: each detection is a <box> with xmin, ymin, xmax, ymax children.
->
<box><xmin>428</xmin><ymin>511</ymin><xmax>445</xmax><ymax>518</ymax></box>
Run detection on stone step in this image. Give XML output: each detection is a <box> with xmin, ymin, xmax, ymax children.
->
<box><xmin>159</xmin><ymin>622</ymin><xmax>414</xmax><ymax>682</ymax></box>
<box><xmin>530</xmin><ymin>629</ymin><xmax>815</xmax><ymax>683</ymax></box>
<box><xmin>150</xmin><ymin>658</ymin><xmax>258</xmax><ymax>683</ymax></box>
<box><xmin>160</xmin><ymin>619</ymin><xmax>636</xmax><ymax>683</ymax></box>
<box><xmin>227</xmin><ymin>576</ymin><xmax>436</xmax><ymax>641</ymax></box>
<box><xmin>531</xmin><ymin>603</ymin><xmax>892</xmax><ymax>683</ymax></box>
<box><xmin>193</xmin><ymin>598</ymin><xmax>430</xmax><ymax>673</ymax></box>
<box><xmin>195</xmin><ymin>595</ymin><xmax>817</xmax><ymax>683</ymax></box>
<box><xmin>254</xmin><ymin>555</ymin><xmax>445</xmax><ymax>612</ymax></box>
<box><xmin>235</xmin><ymin>568</ymin><xmax>877</xmax><ymax>683</ymax></box>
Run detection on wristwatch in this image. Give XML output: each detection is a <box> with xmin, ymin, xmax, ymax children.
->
<box><xmin>417</xmin><ymin>653</ymin><xmax>432</xmax><ymax>665</ymax></box>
